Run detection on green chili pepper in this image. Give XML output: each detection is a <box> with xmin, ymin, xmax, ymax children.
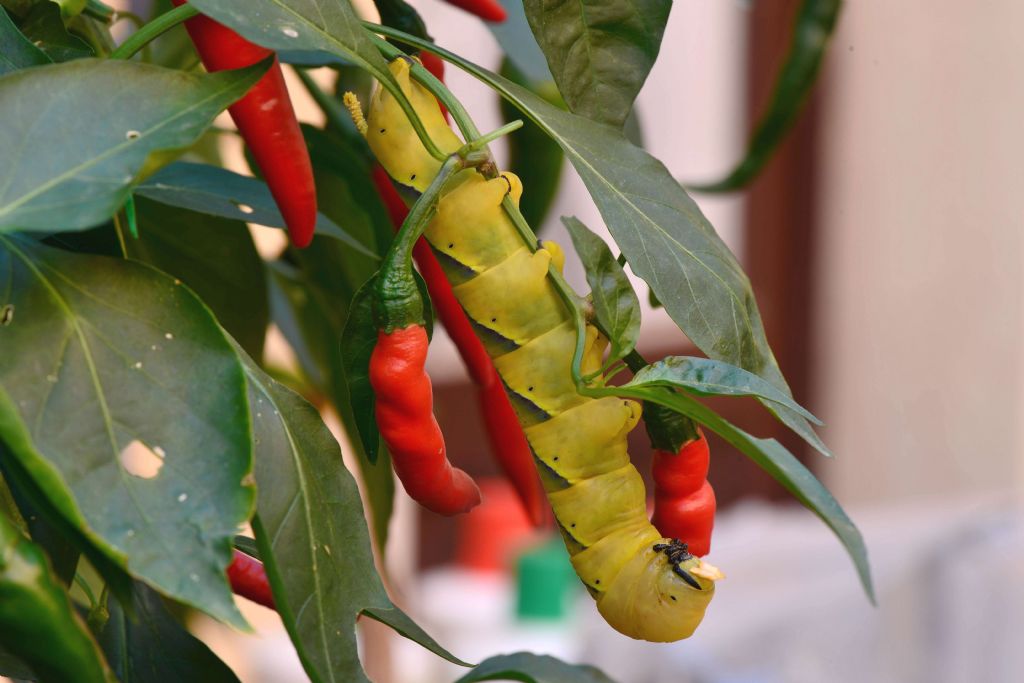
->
<box><xmin>0</xmin><ymin>513</ymin><xmax>114</xmax><ymax>682</ymax></box>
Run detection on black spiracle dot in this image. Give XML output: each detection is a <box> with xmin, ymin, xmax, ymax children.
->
<box><xmin>379</xmin><ymin>128</ymin><xmax>386</xmax><ymax>133</ymax></box>
<box><xmin>527</xmin><ymin>386</ymin><xmax>534</xmax><ymax>392</ymax></box>
<box><xmin>570</xmin><ymin>523</ymin><xmax>576</xmax><ymax>528</ymax></box>
<box><xmin>410</xmin><ymin>174</ymin><xmax>417</xmax><ymax>181</ymax></box>
<box><xmin>491</xmin><ymin>317</ymin><xmax>497</xmax><ymax>323</ymax></box>
<box><xmin>670</xmin><ymin>595</ymin><xmax>677</xmax><ymax>601</ymax></box>
<box><xmin>448</xmin><ymin>243</ymin><xmax>454</xmax><ymax>249</ymax></box>
<box><xmin>553</xmin><ymin>456</ymin><xmax>559</xmax><ymax>461</ymax></box>
<box><xmin>595</xmin><ymin>579</ymin><xmax>601</xmax><ymax>585</ymax></box>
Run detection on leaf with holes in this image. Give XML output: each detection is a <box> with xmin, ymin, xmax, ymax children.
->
<box><xmin>237</xmin><ymin>345</ymin><xmax>465</xmax><ymax>683</ymax></box>
<box><xmin>0</xmin><ymin>58</ymin><xmax>266</xmax><ymax>232</ymax></box>
<box><xmin>0</xmin><ymin>236</ymin><xmax>253</xmax><ymax>628</ymax></box>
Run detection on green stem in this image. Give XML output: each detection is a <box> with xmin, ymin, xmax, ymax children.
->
<box><xmin>375</xmin><ymin>155</ymin><xmax>464</xmax><ymax>331</ymax></box>
<box><xmin>109</xmin><ymin>3</ymin><xmax>198</xmax><ymax>60</ymax></box>
<box><xmin>369</xmin><ymin>35</ymin><xmax>482</xmax><ymax>142</ymax></box>
<box><xmin>463</xmin><ymin>120</ymin><xmax>523</xmax><ymax>153</ymax></box>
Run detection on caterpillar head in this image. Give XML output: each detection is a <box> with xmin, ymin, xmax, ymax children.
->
<box><xmin>361</xmin><ymin>57</ymin><xmax>463</xmax><ymax>192</ymax></box>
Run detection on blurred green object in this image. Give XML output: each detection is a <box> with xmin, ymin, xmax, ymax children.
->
<box><xmin>515</xmin><ymin>537</ymin><xmax>577</xmax><ymax>620</ymax></box>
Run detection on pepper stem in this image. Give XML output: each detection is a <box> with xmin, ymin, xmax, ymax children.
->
<box><xmin>109</xmin><ymin>2</ymin><xmax>198</xmax><ymax>60</ymax></box>
<box><xmin>374</xmin><ymin>155</ymin><xmax>464</xmax><ymax>331</ymax></box>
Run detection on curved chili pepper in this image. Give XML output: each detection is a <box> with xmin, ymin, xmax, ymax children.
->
<box><xmin>226</xmin><ymin>549</ymin><xmax>274</xmax><ymax>610</ymax></box>
<box><xmin>651</xmin><ymin>431</ymin><xmax>716</xmax><ymax>557</ymax></box>
<box><xmin>441</xmin><ymin>0</ymin><xmax>507</xmax><ymax>22</ymax></box>
<box><xmin>371</xmin><ymin>165</ymin><xmax>545</xmax><ymax>524</ymax></box>
<box><xmin>370</xmin><ymin>324</ymin><xmax>481</xmax><ymax>515</ymax></box>
<box><xmin>172</xmin><ymin>0</ymin><xmax>317</xmax><ymax>247</ymax></box>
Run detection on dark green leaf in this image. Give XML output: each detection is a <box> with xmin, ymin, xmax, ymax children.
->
<box><xmin>135</xmin><ymin>162</ymin><xmax>375</xmax><ymax>255</ymax></box>
<box><xmin>237</xmin><ymin>349</ymin><xmax>465</xmax><ymax>683</ymax></box>
<box><xmin>188</xmin><ymin>0</ymin><xmax>401</xmax><ymax>98</ymax></box>
<box><xmin>523</xmin><ymin>0</ymin><xmax>671</xmax><ymax>128</ymax></box>
<box><xmin>232</xmin><ymin>534</ymin><xmax>259</xmax><ymax>558</ymax></box>
<box><xmin>1</xmin><ymin>459</ymin><xmax>79</xmax><ymax>585</ymax></box>
<box><xmin>366</xmin><ymin>27</ymin><xmax>830</xmax><ymax>457</ymax></box>
<box><xmin>0</xmin><ymin>445</ymin><xmax>135</xmax><ymax>607</ymax></box>
<box><xmin>95</xmin><ymin>581</ymin><xmax>240</xmax><ymax>683</ymax></box>
<box><xmin>16</xmin><ymin>0</ymin><xmax>91</xmax><ymax>62</ymax></box>
<box><xmin>128</xmin><ymin>197</ymin><xmax>269</xmax><ymax>361</ymax></box>
<box><xmin>608</xmin><ymin>384</ymin><xmax>873</xmax><ymax>602</ymax></box>
<box><xmin>457</xmin><ymin>653</ymin><xmax>618</xmax><ymax>683</ymax></box>
<box><xmin>373</xmin><ymin>0</ymin><xmax>429</xmax><ymax>55</ymax></box>
<box><xmin>0</xmin><ymin>512</ymin><xmax>115</xmax><ymax>683</ymax></box>
<box><xmin>340</xmin><ymin>276</ymin><xmax>381</xmax><ymax>465</ymax></box>
<box><xmin>563</xmin><ymin>216</ymin><xmax>640</xmax><ymax>363</ymax></box>
<box><xmin>0</xmin><ymin>237</ymin><xmax>253</xmax><ymax>628</ymax></box>
<box><xmin>691</xmin><ymin>0</ymin><xmax>843</xmax><ymax>192</ymax></box>
<box><xmin>0</xmin><ymin>7</ymin><xmax>50</xmax><ymax>75</ymax></box>
<box><xmin>628</xmin><ymin>356</ymin><xmax>822</xmax><ymax>425</ymax></box>
<box><xmin>499</xmin><ymin>58</ymin><xmax>564</xmax><ymax>230</ymax></box>
<box><xmin>0</xmin><ymin>59</ymin><xmax>267</xmax><ymax>233</ymax></box>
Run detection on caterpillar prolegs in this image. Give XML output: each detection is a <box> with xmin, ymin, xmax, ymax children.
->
<box><xmin>360</xmin><ymin>58</ymin><xmax>722</xmax><ymax>642</ymax></box>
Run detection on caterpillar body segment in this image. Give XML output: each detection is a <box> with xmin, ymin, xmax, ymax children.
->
<box><xmin>363</xmin><ymin>58</ymin><xmax>719</xmax><ymax>642</ymax></box>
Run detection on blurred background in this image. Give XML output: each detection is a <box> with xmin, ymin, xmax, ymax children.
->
<box><xmin>86</xmin><ymin>0</ymin><xmax>1024</xmax><ymax>681</ymax></box>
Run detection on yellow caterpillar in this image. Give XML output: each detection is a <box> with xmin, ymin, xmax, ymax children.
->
<box><xmin>353</xmin><ymin>58</ymin><xmax>722</xmax><ymax>642</ymax></box>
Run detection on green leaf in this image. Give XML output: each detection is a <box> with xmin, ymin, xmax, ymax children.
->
<box><xmin>237</xmin><ymin>348</ymin><xmax>465</xmax><ymax>683</ymax></box>
<box><xmin>523</xmin><ymin>0</ymin><xmax>671</xmax><ymax>128</ymax></box>
<box><xmin>1</xmin><ymin>458</ymin><xmax>80</xmax><ymax>585</ymax></box>
<box><xmin>128</xmin><ymin>197</ymin><xmax>269</xmax><ymax>361</ymax></box>
<box><xmin>563</xmin><ymin>216</ymin><xmax>640</xmax><ymax>363</ymax></box>
<box><xmin>187</xmin><ymin>0</ymin><xmax>400</xmax><ymax>97</ymax></box>
<box><xmin>499</xmin><ymin>58</ymin><xmax>564</xmax><ymax>230</ymax></box>
<box><xmin>607</xmin><ymin>383</ymin><xmax>873</xmax><ymax>602</ymax></box>
<box><xmin>0</xmin><ymin>58</ymin><xmax>267</xmax><ymax>233</ymax></box>
<box><xmin>0</xmin><ymin>512</ymin><xmax>116</xmax><ymax>683</ymax></box>
<box><xmin>15</xmin><ymin>0</ymin><xmax>91</xmax><ymax>63</ymax></box>
<box><xmin>456</xmin><ymin>653</ymin><xmax>618</xmax><ymax>683</ymax></box>
<box><xmin>0</xmin><ymin>6</ymin><xmax>50</xmax><ymax>75</ymax></box>
<box><xmin>365</xmin><ymin>26</ymin><xmax>830</xmax><ymax>458</ymax></box>
<box><xmin>691</xmin><ymin>0</ymin><xmax>843</xmax><ymax>192</ymax></box>
<box><xmin>95</xmin><ymin>581</ymin><xmax>241</xmax><ymax>683</ymax></box>
<box><xmin>340</xmin><ymin>276</ymin><xmax>381</xmax><ymax>464</ymax></box>
<box><xmin>0</xmin><ymin>236</ymin><xmax>253</xmax><ymax>628</ymax></box>
<box><xmin>627</xmin><ymin>356</ymin><xmax>822</xmax><ymax>425</ymax></box>
<box><xmin>135</xmin><ymin>162</ymin><xmax>375</xmax><ymax>256</ymax></box>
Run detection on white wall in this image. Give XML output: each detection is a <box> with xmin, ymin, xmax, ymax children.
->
<box><xmin>814</xmin><ymin>0</ymin><xmax>1024</xmax><ymax>504</ymax></box>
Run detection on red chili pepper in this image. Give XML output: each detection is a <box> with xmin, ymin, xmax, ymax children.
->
<box><xmin>172</xmin><ymin>0</ymin><xmax>317</xmax><ymax>248</ymax></box>
<box><xmin>371</xmin><ymin>166</ymin><xmax>546</xmax><ymax>524</ymax></box>
<box><xmin>441</xmin><ymin>0</ymin><xmax>507</xmax><ymax>23</ymax></box>
<box><xmin>227</xmin><ymin>549</ymin><xmax>275</xmax><ymax>609</ymax></box>
<box><xmin>651</xmin><ymin>431</ymin><xmax>716</xmax><ymax>557</ymax></box>
<box><xmin>370</xmin><ymin>325</ymin><xmax>481</xmax><ymax>515</ymax></box>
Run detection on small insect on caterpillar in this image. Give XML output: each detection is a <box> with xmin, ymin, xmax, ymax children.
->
<box><xmin>346</xmin><ymin>57</ymin><xmax>723</xmax><ymax>642</ymax></box>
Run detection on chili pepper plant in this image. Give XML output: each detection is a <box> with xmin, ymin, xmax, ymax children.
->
<box><xmin>0</xmin><ymin>0</ymin><xmax>865</xmax><ymax>681</ymax></box>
